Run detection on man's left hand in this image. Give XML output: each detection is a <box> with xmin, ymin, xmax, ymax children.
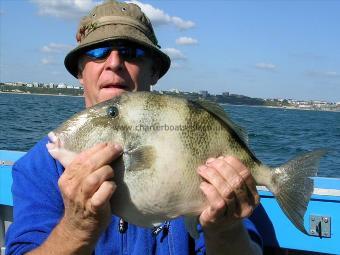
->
<box><xmin>197</xmin><ymin>156</ymin><xmax>260</xmax><ymax>237</ymax></box>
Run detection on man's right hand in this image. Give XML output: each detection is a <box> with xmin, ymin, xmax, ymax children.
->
<box><xmin>28</xmin><ymin>143</ymin><xmax>122</xmax><ymax>255</ymax></box>
<box><xmin>59</xmin><ymin>143</ymin><xmax>122</xmax><ymax>243</ymax></box>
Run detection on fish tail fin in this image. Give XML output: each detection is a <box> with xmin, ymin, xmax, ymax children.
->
<box><xmin>267</xmin><ymin>149</ymin><xmax>327</xmax><ymax>234</ymax></box>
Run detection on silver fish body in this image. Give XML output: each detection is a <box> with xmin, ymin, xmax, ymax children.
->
<box><xmin>47</xmin><ymin>91</ymin><xmax>326</xmax><ymax>237</ymax></box>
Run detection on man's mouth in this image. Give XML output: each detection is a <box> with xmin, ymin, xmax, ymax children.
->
<box><xmin>101</xmin><ymin>84</ymin><xmax>127</xmax><ymax>89</ymax></box>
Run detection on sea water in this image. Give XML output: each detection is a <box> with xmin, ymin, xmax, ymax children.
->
<box><xmin>0</xmin><ymin>93</ymin><xmax>339</xmax><ymax>177</ymax></box>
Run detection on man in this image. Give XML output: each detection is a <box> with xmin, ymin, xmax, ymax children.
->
<box><xmin>6</xmin><ymin>1</ymin><xmax>262</xmax><ymax>254</ymax></box>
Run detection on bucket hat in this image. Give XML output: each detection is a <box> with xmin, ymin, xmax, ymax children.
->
<box><xmin>64</xmin><ymin>0</ymin><xmax>170</xmax><ymax>79</ymax></box>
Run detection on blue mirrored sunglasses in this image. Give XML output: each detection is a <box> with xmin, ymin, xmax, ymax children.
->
<box><xmin>85</xmin><ymin>45</ymin><xmax>146</xmax><ymax>61</ymax></box>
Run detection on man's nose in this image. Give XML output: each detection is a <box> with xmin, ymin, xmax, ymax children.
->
<box><xmin>104</xmin><ymin>50</ymin><xmax>124</xmax><ymax>71</ymax></box>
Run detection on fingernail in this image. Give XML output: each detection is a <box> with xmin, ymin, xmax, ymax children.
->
<box><xmin>197</xmin><ymin>165</ymin><xmax>206</xmax><ymax>173</ymax></box>
<box><xmin>199</xmin><ymin>181</ymin><xmax>208</xmax><ymax>190</ymax></box>
<box><xmin>112</xmin><ymin>182</ymin><xmax>117</xmax><ymax>191</ymax></box>
<box><xmin>206</xmin><ymin>158</ymin><xmax>215</xmax><ymax>164</ymax></box>
<box><xmin>114</xmin><ymin>144</ymin><xmax>122</xmax><ymax>151</ymax></box>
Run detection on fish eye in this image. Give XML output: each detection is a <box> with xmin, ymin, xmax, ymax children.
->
<box><xmin>107</xmin><ymin>106</ymin><xmax>119</xmax><ymax>118</ymax></box>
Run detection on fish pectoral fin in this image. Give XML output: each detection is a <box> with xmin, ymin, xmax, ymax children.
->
<box><xmin>184</xmin><ymin>216</ymin><xmax>200</xmax><ymax>239</ymax></box>
<box><xmin>125</xmin><ymin>145</ymin><xmax>156</xmax><ymax>171</ymax></box>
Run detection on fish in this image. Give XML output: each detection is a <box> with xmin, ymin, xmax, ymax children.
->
<box><xmin>47</xmin><ymin>91</ymin><xmax>326</xmax><ymax>238</ymax></box>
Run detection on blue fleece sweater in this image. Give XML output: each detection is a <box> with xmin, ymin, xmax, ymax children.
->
<box><xmin>5</xmin><ymin>137</ymin><xmax>262</xmax><ymax>254</ymax></box>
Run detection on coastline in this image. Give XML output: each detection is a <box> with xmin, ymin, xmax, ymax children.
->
<box><xmin>0</xmin><ymin>91</ymin><xmax>83</xmax><ymax>98</ymax></box>
<box><xmin>220</xmin><ymin>103</ymin><xmax>340</xmax><ymax>113</ymax></box>
<box><xmin>1</xmin><ymin>91</ymin><xmax>339</xmax><ymax>113</ymax></box>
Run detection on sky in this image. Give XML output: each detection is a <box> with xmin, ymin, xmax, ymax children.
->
<box><xmin>0</xmin><ymin>0</ymin><xmax>339</xmax><ymax>102</ymax></box>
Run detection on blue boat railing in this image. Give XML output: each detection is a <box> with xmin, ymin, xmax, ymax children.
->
<box><xmin>1</xmin><ymin>150</ymin><xmax>340</xmax><ymax>255</ymax></box>
<box><xmin>0</xmin><ymin>150</ymin><xmax>26</xmax><ymax>255</ymax></box>
<box><xmin>254</xmin><ymin>179</ymin><xmax>340</xmax><ymax>254</ymax></box>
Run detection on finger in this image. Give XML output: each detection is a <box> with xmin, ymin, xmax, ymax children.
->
<box><xmin>223</xmin><ymin>156</ymin><xmax>260</xmax><ymax>206</ymax></box>
<box><xmin>202</xmin><ymin>160</ymin><xmax>240</xmax><ymax>219</ymax></box>
<box><xmin>75</xmin><ymin>143</ymin><xmax>110</xmax><ymax>163</ymax></box>
<box><xmin>198</xmin><ymin>164</ymin><xmax>234</xmax><ymax>201</ymax></box>
<box><xmin>199</xmin><ymin>181</ymin><xmax>227</xmax><ymax>220</ymax></box>
<box><xmin>205</xmin><ymin>157</ymin><xmax>216</xmax><ymax>164</ymax></box>
<box><xmin>61</xmin><ymin>143</ymin><xmax>110</xmax><ymax>180</ymax></box>
<box><xmin>59</xmin><ymin>143</ymin><xmax>122</xmax><ymax>201</ymax></box>
<box><xmin>81</xmin><ymin>143</ymin><xmax>122</xmax><ymax>174</ymax></box>
<box><xmin>209</xmin><ymin>156</ymin><xmax>258</xmax><ymax>206</ymax></box>
<box><xmin>216</xmin><ymin>158</ymin><xmax>254</xmax><ymax>218</ymax></box>
<box><xmin>90</xmin><ymin>181</ymin><xmax>117</xmax><ymax>210</ymax></box>
<box><xmin>81</xmin><ymin>165</ymin><xmax>115</xmax><ymax>198</ymax></box>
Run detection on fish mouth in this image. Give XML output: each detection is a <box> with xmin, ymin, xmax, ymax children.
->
<box><xmin>46</xmin><ymin>131</ymin><xmax>77</xmax><ymax>167</ymax></box>
<box><xmin>46</xmin><ymin>131</ymin><xmax>64</xmax><ymax>156</ymax></box>
<box><xmin>47</xmin><ymin>131</ymin><xmax>62</xmax><ymax>147</ymax></box>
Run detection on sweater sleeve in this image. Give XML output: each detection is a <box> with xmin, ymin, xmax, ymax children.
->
<box><xmin>5</xmin><ymin>137</ymin><xmax>65</xmax><ymax>255</ymax></box>
<box><xmin>194</xmin><ymin>217</ymin><xmax>263</xmax><ymax>254</ymax></box>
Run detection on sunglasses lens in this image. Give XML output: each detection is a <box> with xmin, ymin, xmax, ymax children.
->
<box><xmin>118</xmin><ymin>47</ymin><xmax>146</xmax><ymax>60</ymax></box>
<box><xmin>136</xmin><ymin>48</ymin><xmax>146</xmax><ymax>58</ymax></box>
<box><xmin>85</xmin><ymin>45</ymin><xmax>147</xmax><ymax>61</ymax></box>
<box><xmin>86</xmin><ymin>47</ymin><xmax>111</xmax><ymax>59</ymax></box>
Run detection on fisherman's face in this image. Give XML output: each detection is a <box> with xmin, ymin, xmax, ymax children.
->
<box><xmin>78</xmin><ymin>42</ymin><xmax>159</xmax><ymax>107</ymax></box>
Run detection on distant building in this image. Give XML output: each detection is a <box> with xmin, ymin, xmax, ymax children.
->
<box><xmin>199</xmin><ymin>90</ymin><xmax>209</xmax><ymax>97</ymax></box>
<box><xmin>313</xmin><ymin>101</ymin><xmax>328</xmax><ymax>108</ymax></box>
<box><xmin>57</xmin><ymin>83</ymin><xmax>66</xmax><ymax>89</ymax></box>
<box><xmin>222</xmin><ymin>92</ymin><xmax>229</xmax><ymax>96</ymax></box>
<box><xmin>298</xmin><ymin>104</ymin><xmax>310</xmax><ymax>109</ymax></box>
<box><xmin>170</xmin><ymin>88</ymin><xmax>179</xmax><ymax>93</ymax></box>
<box><xmin>4</xmin><ymin>82</ymin><xmax>15</xmax><ymax>86</ymax></box>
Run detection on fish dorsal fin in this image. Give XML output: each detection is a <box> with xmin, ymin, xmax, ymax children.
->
<box><xmin>191</xmin><ymin>99</ymin><xmax>248</xmax><ymax>144</ymax></box>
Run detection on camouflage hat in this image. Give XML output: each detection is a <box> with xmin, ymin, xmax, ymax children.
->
<box><xmin>64</xmin><ymin>0</ymin><xmax>170</xmax><ymax>79</ymax></box>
